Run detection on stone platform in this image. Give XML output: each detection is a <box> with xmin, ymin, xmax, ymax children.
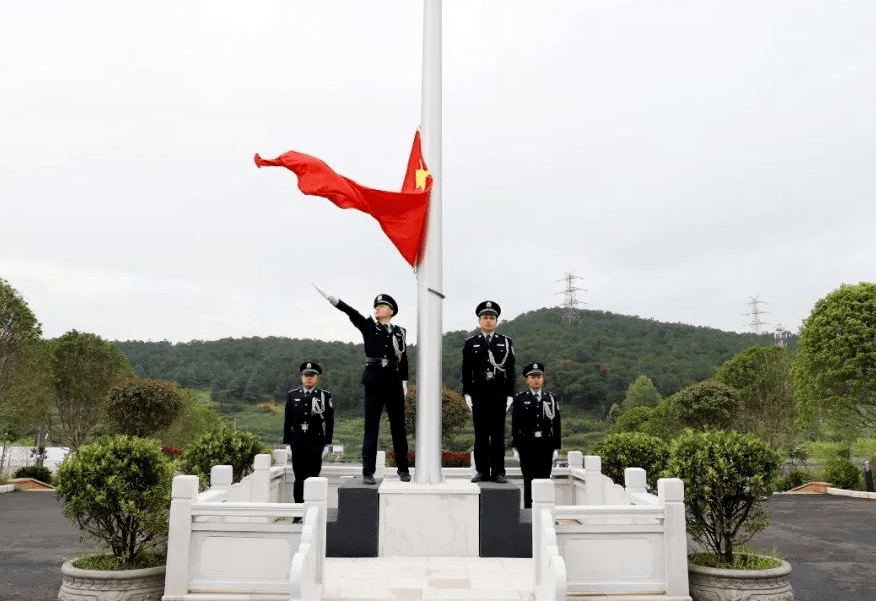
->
<box><xmin>321</xmin><ymin>556</ymin><xmax>535</xmax><ymax>601</ymax></box>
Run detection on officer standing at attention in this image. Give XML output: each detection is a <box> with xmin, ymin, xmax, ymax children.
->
<box><xmin>462</xmin><ymin>300</ymin><xmax>516</xmax><ymax>483</ymax></box>
<box><xmin>511</xmin><ymin>362</ymin><xmax>562</xmax><ymax>508</ymax></box>
<box><xmin>315</xmin><ymin>285</ymin><xmax>411</xmax><ymax>485</ymax></box>
<box><xmin>283</xmin><ymin>361</ymin><xmax>335</xmax><ymax>504</ymax></box>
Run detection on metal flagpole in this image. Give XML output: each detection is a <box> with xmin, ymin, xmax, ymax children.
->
<box><xmin>415</xmin><ymin>0</ymin><xmax>443</xmax><ymax>484</ymax></box>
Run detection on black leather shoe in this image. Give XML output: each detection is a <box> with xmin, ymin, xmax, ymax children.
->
<box><xmin>470</xmin><ymin>473</ymin><xmax>487</xmax><ymax>483</ymax></box>
<box><xmin>399</xmin><ymin>472</ymin><xmax>411</xmax><ymax>482</ymax></box>
<box><xmin>363</xmin><ymin>475</ymin><xmax>376</xmax><ymax>485</ymax></box>
<box><xmin>492</xmin><ymin>474</ymin><xmax>508</xmax><ymax>484</ymax></box>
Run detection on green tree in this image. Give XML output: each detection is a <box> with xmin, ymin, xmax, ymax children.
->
<box><xmin>715</xmin><ymin>346</ymin><xmax>796</xmax><ymax>449</ymax></box>
<box><xmin>621</xmin><ymin>374</ymin><xmax>662</xmax><ymax>411</ymax></box>
<box><xmin>0</xmin><ymin>279</ymin><xmax>53</xmax><ymax>442</ymax></box>
<box><xmin>669</xmin><ymin>379</ymin><xmax>740</xmax><ymax>431</ymax></box>
<box><xmin>51</xmin><ymin>330</ymin><xmax>134</xmax><ymax>449</ymax></box>
<box><xmin>793</xmin><ymin>282</ymin><xmax>876</xmax><ymax>432</ymax></box>
<box><xmin>404</xmin><ymin>384</ymin><xmax>469</xmax><ymax>445</ymax></box>
<box><xmin>106</xmin><ymin>378</ymin><xmax>185</xmax><ymax>438</ymax></box>
<box><xmin>159</xmin><ymin>388</ymin><xmax>224</xmax><ymax>450</ymax></box>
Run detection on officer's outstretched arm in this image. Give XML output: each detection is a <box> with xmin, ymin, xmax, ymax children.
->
<box><xmin>312</xmin><ymin>282</ymin><xmax>339</xmax><ymax>306</ymax></box>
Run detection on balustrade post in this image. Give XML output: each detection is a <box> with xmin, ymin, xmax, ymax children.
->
<box><xmin>164</xmin><ymin>475</ymin><xmax>198</xmax><ymax>597</ymax></box>
<box><xmin>583</xmin><ymin>455</ymin><xmax>604</xmax><ymax>505</ymax></box>
<box><xmin>659</xmin><ymin>477</ymin><xmax>690</xmax><ymax>598</ymax></box>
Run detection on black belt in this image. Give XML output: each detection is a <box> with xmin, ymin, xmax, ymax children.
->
<box><xmin>366</xmin><ymin>357</ymin><xmax>397</xmax><ymax>367</ymax></box>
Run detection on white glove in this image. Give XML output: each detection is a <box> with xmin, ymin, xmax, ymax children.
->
<box><xmin>403</xmin><ymin>381</ymin><xmax>408</xmax><ymax>397</ymax></box>
<box><xmin>552</xmin><ymin>449</ymin><xmax>559</xmax><ymax>461</ymax></box>
<box><xmin>285</xmin><ymin>444</ymin><xmax>292</xmax><ymax>462</ymax></box>
<box><xmin>312</xmin><ymin>282</ymin><xmax>339</xmax><ymax>306</ymax></box>
<box><xmin>464</xmin><ymin>394</ymin><xmax>472</xmax><ymax>411</ymax></box>
<box><xmin>512</xmin><ymin>448</ymin><xmax>520</xmax><ymax>462</ymax></box>
<box><xmin>506</xmin><ymin>396</ymin><xmax>513</xmax><ymax>412</ymax></box>
<box><xmin>322</xmin><ymin>445</ymin><xmax>330</xmax><ymax>458</ymax></box>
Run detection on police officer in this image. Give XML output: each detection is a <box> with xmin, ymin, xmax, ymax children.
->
<box><xmin>283</xmin><ymin>361</ymin><xmax>335</xmax><ymax>504</ymax></box>
<box><xmin>462</xmin><ymin>300</ymin><xmax>516</xmax><ymax>483</ymax></box>
<box><xmin>511</xmin><ymin>362</ymin><xmax>562</xmax><ymax>508</ymax></box>
<box><xmin>315</xmin><ymin>285</ymin><xmax>411</xmax><ymax>485</ymax></box>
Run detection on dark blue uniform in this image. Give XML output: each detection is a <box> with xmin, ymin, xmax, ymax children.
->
<box><xmin>462</xmin><ymin>331</ymin><xmax>516</xmax><ymax>480</ymax></box>
<box><xmin>511</xmin><ymin>389</ymin><xmax>561</xmax><ymax>508</ymax></box>
<box><xmin>334</xmin><ymin>299</ymin><xmax>409</xmax><ymax>478</ymax></box>
<box><xmin>283</xmin><ymin>386</ymin><xmax>334</xmax><ymax>503</ymax></box>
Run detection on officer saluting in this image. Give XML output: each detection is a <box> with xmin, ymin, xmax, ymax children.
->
<box><xmin>511</xmin><ymin>362</ymin><xmax>562</xmax><ymax>508</ymax></box>
<box><xmin>462</xmin><ymin>300</ymin><xmax>516</xmax><ymax>483</ymax></box>
<box><xmin>283</xmin><ymin>362</ymin><xmax>335</xmax><ymax>504</ymax></box>
<box><xmin>315</xmin><ymin>285</ymin><xmax>411</xmax><ymax>485</ymax></box>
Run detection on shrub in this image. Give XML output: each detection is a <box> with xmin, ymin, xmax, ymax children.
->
<box><xmin>179</xmin><ymin>424</ymin><xmax>267</xmax><ymax>487</ymax></box>
<box><xmin>822</xmin><ymin>456</ymin><xmax>861</xmax><ymax>490</ymax></box>
<box><xmin>55</xmin><ymin>435</ymin><xmax>173</xmax><ymax>566</ymax></box>
<box><xmin>665</xmin><ymin>429</ymin><xmax>781</xmax><ymax>566</ymax></box>
<box><xmin>13</xmin><ymin>465</ymin><xmax>53</xmax><ymax>485</ymax></box>
<box><xmin>106</xmin><ymin>378</ymin><xmax>184</xmax><ymax>438</ymax></box>
<box><xmin>593</xmin><ymin>432</ymin><xmax>668</xmax><ymax>491</ymax></box>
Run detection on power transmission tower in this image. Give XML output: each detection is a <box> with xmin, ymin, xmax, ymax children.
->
<box><xmin>556</xmin><ymin>271</ymin><xmax>587</xmax><ymax>327</ymax></box>
<box><xmin>773</xmin><ymin>323</ymin><xmax>789</xmax><ymax>347</ymax></box>
<box><xmin>742</xmin><ymin>295</ymin><xmax>770</xmax><ymax>334</ymax></box>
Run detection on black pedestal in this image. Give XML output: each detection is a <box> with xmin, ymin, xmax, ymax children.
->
<box><xmin>476</xmin><ymin>481</ymin><xmax>532</xmax><ymax>558</ymax></box>
<box><xmin>326</xmin><ymin>478</ymin><xmax>380</xmax><ymax>557</ymax></box>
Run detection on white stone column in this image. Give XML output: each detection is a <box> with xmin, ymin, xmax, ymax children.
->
<box><xmin>164</xmin><ymin>475</ymin><xmax>199</xmax><ymax>597</ymax></box>
<box><xmin>659</xmin><ymin>477</ymin><xmax>690</xmax><ymax>598</ymax></box>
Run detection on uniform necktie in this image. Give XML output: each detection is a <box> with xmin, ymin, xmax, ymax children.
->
<box><xmin>485</xmin><ymin>334</ymin><xmax>492</xmax><ymax>346</ymax></box>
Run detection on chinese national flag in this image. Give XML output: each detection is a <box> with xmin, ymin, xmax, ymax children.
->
<box><xmin>255</xmin><ymin>131</ymin><xmax>432</xmax><ymax>266</ymax></box>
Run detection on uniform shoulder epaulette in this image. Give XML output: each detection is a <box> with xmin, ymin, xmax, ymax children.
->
<box><xmin>464</xmin><ymin>334</ymin><xmax>479</xmax><ymax>341</ymax></box>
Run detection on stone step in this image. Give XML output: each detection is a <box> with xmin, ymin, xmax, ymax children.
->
<box><xmin>320</xmin><ymin>557</ymin><xmax>535</xmax><ymax>601</ymax></box>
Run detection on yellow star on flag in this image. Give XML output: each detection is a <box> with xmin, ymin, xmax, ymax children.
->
<box><xmin>415</xmin><ymin>161</ymin><xmax>431</xmax><ymax>191</ymax></box>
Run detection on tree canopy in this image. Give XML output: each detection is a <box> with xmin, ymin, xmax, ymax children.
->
<box><xmin>793</xmin><ymin>282</ymin><xmax>876</xmax><ymax>433</ymax></box>
<box><xmin>0</xmin><ymin>278</ymin><xmax>53</xmax><ymax>440</ymax></box>
<box><xmin>52</xmin><ymin>330</ymin><xmax>135</xmax><ymax>449</ymax></box>
<box><xmin>715</xmin><ymin>345</ymin><xmax>795</xmax><ymax>449</ymax></box>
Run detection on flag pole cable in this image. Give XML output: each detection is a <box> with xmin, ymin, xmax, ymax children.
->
<box><xmin>415</xmin><ymin>0</ymin><xmax>443</xmax><ymax>484</ymax></box>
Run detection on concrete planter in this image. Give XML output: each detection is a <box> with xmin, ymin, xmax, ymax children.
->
<box><xmin>688</xmin><ymin>558</ymin><xmax>794</xmax><ymax>601</ymax></box>
<box><xmin>59</xmin><ymin>559</ymin><xmax>165</xmax><ymax>601</ymax></box>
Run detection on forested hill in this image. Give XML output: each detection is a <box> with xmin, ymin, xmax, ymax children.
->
<box><xmin>115</xmin><ymin>307</ymin><xmax>792</xmax><ymax>418</ymax></box>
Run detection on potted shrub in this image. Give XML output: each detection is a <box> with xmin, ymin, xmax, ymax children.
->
<box><xmin>55</xmin><ymin>434</ymin><xmax>174</xmax><ymax>601</ymax></box>
<box><xmin>665</xmin><ymin>429</ymin><xmax>794</xmax><ymax>601</ymax></box>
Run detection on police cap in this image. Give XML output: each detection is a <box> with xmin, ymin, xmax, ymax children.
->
<box><xmin>374</xmin><ymin>293</ymin><xmax>398</xmax><ymax>316</ymax></box>
<box><xmin>476</xmin><ymin>300</ymin><xmax>501</xmax><ymax>317</ymax></box>
<box><xmin>523</xmin><ymin>362</ymin><xmax>545</xmax><ymax>377</ymax></box>
<box><xmin>299</xmin><ymin>362</ymin><xmax>322</xmax><ymax>375</ymax></box>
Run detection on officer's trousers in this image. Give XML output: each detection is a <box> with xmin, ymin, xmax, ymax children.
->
<box><xmin>471</xmin><ymin>386</ymin><xmax>508</xmax><ymax>478</ymax></box>
<box><xmin>518</xmin><ymin>438</ymin><xmax>554</xmax><ymax>508</ymax></box>
<box><xmin>362</xmin><ymin>378</ymin><xmax>409</xmax><ymax>477</ymax></box>
<box><xmin>290</xmin><ymin>439</ymin><xmax>324</xmax><ymax>503</ymax></box>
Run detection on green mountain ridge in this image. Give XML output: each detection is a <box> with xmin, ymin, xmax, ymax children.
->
<box><xmin>115</xmin><ymin>307</ymin><xmax>791</xmax><ymax>418</ymax></box>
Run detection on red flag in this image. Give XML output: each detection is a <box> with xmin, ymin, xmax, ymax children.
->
<box><xmin>255</xmin><ymin>131</ymin><xmax>432</xmax><ymax>266</ymax></box>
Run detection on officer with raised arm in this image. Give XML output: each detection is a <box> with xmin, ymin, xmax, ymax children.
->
<box><xmin>283</xmin><ymin>361</ymin><xmax>335</xmax><ymax>504</ymax></box>
<box><xmin>462</xmin><ymin>300</ymin><xmax>516</xmax><ymax>483</ymax></box>
<box><xmin>315</xmin><ymin>285</ymin><xmax>410</xmax><ymax>484</ymax></box>
<box><xmin>511</xmin><ymin>362</ymin><xmax>562</xmax><ymax>508</ymax></box>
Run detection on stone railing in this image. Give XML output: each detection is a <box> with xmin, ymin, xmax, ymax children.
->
<box><xmin>163</xmin><ymin>463</ymin><xmax>327</xmax><ymax>601</ymax></box>
<box><xmin>531</xmin><ymin>453</ymin><xmax>691</xmax><ymax>601</ymax></box>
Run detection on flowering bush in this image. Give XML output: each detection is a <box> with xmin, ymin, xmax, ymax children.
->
<box><xmin>386</xmin><ymin>451</ymin><xmax>472</xmax><ymax>468</ymax></box>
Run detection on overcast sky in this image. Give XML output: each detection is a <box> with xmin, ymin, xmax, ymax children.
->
<box><xmin>2</xmin><ymin>1</ymin><xmax>874</xmax><ymax>345</ymax></box>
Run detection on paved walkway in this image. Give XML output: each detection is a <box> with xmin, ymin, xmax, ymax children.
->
<box><xmin>2</xmin><ymin>489</ymin><xmax>875</xmax><ymax>600</ymax></box>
